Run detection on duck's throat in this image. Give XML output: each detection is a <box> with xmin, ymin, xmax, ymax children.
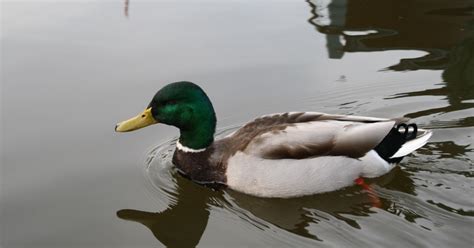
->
<box><xmin>178</xmin><ymin>123</ymin><xmax>215</xmax><ymax>151</ymax></box>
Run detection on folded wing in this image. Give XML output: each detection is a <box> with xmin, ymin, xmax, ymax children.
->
<box><xmin>235</xmin><ymin>112</ymin><xmax>397</xmax><ymax>159</ymax></box>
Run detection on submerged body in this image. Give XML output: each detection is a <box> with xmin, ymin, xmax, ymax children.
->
<box><xmin>116</xmin><ymin>82</ymin><xmax>432</xmax><ymax>198</ymax></box>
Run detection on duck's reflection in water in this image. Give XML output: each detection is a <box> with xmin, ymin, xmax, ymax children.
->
<box><xmin>117</xmin><ymin>176</ymin><xmax>219</xmax><ymax>248</ymax></box>
<box><xmin>117</xmin><ymin>167</ymin><xmax>415</xmax><ymax>247</ymax></box>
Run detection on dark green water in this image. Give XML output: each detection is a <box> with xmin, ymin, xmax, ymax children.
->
<box><xmin>2</xmin><ymin>0</ymin><xmax>473</xmax><ymax>247</ymax></box>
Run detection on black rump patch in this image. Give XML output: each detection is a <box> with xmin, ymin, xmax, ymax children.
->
<box><xmin>374</xmin><ymin>123</ymin><xmax>418</xmax><ymax>163</ymax></box>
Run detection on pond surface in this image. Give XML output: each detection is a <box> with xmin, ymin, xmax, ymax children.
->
<box><xmin>2</xmin><ymin>0</ymin><xmax>473</xmax><ymax>247</ymax></box>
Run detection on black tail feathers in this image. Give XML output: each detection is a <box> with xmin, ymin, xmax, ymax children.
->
<box><xmin>374</xmin><ymin>123</ymin><xmax>418</xmax><ymax>163</ymax></box>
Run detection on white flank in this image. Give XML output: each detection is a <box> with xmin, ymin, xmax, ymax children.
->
<box><xmin>390</xmin><ymin>129</ymin><xmax>432</xmax><ymax>158</ymax></box>
<box><xmin>225</xmin><ymin>151</ymin><xmax>397</xmax><ymax>198</ymax></box>
<box><xmin>176</xmin><ymin>141</ymin><xmax>206</xmax><ymax>153</ymax></box>
<box><xmin>360</xmin><ymin>150</ymin><xmax>396</xmax><ymax>178</ymax></box>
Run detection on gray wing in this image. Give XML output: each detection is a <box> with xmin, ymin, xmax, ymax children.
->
<box><xmin>230</xmin><ymin>112</ymin><xmax>399</xmax><ymax>159</ymax></box>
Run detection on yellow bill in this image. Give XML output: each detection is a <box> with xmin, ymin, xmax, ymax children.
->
<box><xmin>115</xmin><ymin>108</ymin><xmax>158</xmax><ymax>132</ymax></box>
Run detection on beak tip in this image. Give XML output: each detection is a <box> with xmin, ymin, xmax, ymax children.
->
<box><xmin>115</xmin><ymin>124</ymin><xmax>120</xmax><ymax>132</ymax></box>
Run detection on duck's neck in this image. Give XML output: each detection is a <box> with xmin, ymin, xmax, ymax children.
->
<box><xmin>178</xmin><ymin>120</ymin><xmax>215</xmax><ymax>151</ymax></box>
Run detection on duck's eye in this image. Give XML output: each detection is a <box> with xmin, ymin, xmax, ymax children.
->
<box><xmin>141</xmin><ymin>114</ymin><xmax>146</xmax><ymax>118</ymax></box>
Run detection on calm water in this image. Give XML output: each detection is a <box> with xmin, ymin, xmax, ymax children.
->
<box><xmin>2</xmin><ymin>0</ymin><xmax>473</xmax><ymax>247</ymax></box>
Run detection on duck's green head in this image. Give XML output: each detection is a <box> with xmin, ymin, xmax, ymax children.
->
<box><xmin>115</xmin><ymin>81</ymin><xmax>216</xmax><ymax>149</ymax></box>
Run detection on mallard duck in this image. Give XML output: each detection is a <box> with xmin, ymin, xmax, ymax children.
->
<box><xmin>115</xmin><ymin>81</ymin><xmax>432</xmax><ymax>198</ymax></box>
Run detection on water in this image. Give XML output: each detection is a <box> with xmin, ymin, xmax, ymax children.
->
<box><xmin>2</xmin><ymin>0</ymin><xmax>473</xmax><ymax>247</ymax></box>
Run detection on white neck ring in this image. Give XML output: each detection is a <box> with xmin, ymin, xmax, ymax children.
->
<box><xmin>176</xmin><ymin>141</ymin><xmax>206</xmax><ymax>153</ymax></box>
